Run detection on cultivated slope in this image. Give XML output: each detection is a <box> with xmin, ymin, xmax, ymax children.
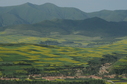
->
<box><xmin>0</xmin><ymin>17</ymin><xmax>127</xmax><ymax>47</ymax></box>
<box><xmin>0</xmin><ymin>39</ymin><xmax>127</xmax><ymax>79</ymax></box>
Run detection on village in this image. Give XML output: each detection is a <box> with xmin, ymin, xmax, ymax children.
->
<box><xmin>0</xmin><ymin>74</ymin><xmax>102</xmax><ymax>81</ymax></box>
<box><xmin>0</xmin><ymin>63</ymin><xmax>126</xmax><ymax>81</ymax></box>
<box><xmin>1</xmin><ymin>74</ymin><xmax>126</xmax><ymax>81</ymax></box>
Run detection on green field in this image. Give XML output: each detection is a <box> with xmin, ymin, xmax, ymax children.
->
<box><xmin>0</xmin><ymin>39</ymin><xmax>127</xmax><ymax>83</ymax></box>
<box><xmin>0</xmin><ymin>34</ymin><xmax>102</xmax><ymax>47</ymax></box>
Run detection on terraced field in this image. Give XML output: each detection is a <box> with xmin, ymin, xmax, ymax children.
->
<box><xmin>0</xmin><ymin>34</ymin><xmax>105</xmax><ymax>47</ymax></box>
<box><xmin>0</xmin><ymin>39</ymin><xmax>127</xmax><ymax>78</ymax></box>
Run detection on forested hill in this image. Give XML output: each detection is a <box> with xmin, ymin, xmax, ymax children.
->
<box><xmin>1</xmin><ymin>17</ymin><xmax>127</xmax><ymax>38</ymax></box>
<box><xmin>0</xmin><ymin>3</ymin><xmax>127</xmax><ymax>27</ymax></box>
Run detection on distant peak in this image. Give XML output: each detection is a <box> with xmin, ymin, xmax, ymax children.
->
<box><xmin>41</xmin><ymin>3</ymin><xmax>58</xmax><ymax>7</ymax></box>
<box><xmin>22</xmin><ymin>2</ymin><xmax>37</xmax><ymax>7</ymax></box>
<box><xmin>43</xmin><ymin>3</ymin><xmax>56</xmax><ymax>5</ymax></box>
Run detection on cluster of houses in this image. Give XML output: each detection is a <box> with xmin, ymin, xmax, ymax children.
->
<box><xmin>0</xmin><ymin>74</ymin><xmax>126</xmax><ymax>81</ymax></box>
<box><xmin>27</xmin><ymin>74</ymin><xmax>102</xmax><ymax>81</ymax></box>
<box><xmin>28</xmin><ymin>74</ymin><xmax>127</xmax><ymax>81</ymax></box>
<box><xmin>0</xmin><ymin>77</ymin><xmax>19</xmax><ymax>80</ymax></box>
<box><xmin>42</xmin><ymin>75</ymin><xmax>102</xmax><ymax>81</ymax></box>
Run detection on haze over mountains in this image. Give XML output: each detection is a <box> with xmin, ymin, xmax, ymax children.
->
<box><xmin>0</xmin><ymin>2</ymin><xmax>127</xmax><ymax>27</ymax></box>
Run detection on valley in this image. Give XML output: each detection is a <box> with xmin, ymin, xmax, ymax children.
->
<box><xmin>0</xmin><ymin>2</ymin><xmax>127</xmax><ymax>84</ymax></box>
<box><xmin>0</xmin><ymin>39</ymin><xmax>127</xmax><ymax>83</ymax></box>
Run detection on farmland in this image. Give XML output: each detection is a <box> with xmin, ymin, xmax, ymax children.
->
<box><xmin>0</xmin><ymin>39</ymin><xmax>127</xmax><ymax>80</ymax></box>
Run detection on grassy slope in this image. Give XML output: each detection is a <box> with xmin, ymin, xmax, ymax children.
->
<box><xmin>87</xmin><ymin>10</ymin><xmax>127</xmax><ymax>22</ymax></box>
<box><xmin>0</xmin><ymin>18</ymin><xmax>127</xmax><ymax>47</ymax></box>
<box><xmin>1</xmin><ymin>3</ymin><xmax>127</xmax><ymax>27</ymax></box>
<box><xmin>0</xmin><ymin>3</ymin><xmax>87</xmax><ymax>27</ymax></box>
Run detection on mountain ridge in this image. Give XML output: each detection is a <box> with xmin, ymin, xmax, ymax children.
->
<box><xmin>0</xmin><ymin>2</ymin><xmax>88</xmax><ymax>27</ymax></box>
<box><xmin>1</xmin><ymin>17</ymin><xmax>127</xmax><ymax>38</ymax></box>
<box><xmin>0</xmin><ymin>2</ymin><xmax>127</xmax><ymax>27</ymax></box>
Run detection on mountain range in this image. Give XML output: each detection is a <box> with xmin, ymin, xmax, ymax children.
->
<box><xmin>0</xmin><ymin>3</ymin><xmax>127</xmax><ymax>47</ymax></box>
<box><xmin>1</xmin><ymin>17</ymin><xmax>127</xmax><ymax>37</ymax></box>
<box><xmin>0</xmin><ymin>2</ymin><xmax>127</xmax><ymax>27</ymax></box>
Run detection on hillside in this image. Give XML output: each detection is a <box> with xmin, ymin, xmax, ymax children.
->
<box><xmin>0</xmin><ymin>17</ymin><xmax>127</xmax><ymax>47</ymax></box>
<box><xmin>0</xmin><ymin>39</ymin><xmax>127</xmax><ymax>81</ymax></box>
<box><xmin>0</xmin><ymin>3</ymin><xmax>127</xmax><ymax>27</ymax></box>
<box><xmin>0</xmin><ymin>3</ymin><xmax>88</xmax><ymax>27</ymax></box>
<box><xmin>1</xmin><ymin>17</ymin><xmax>127</xmax><ymax>37</ymax></box>
<box><xmin>88</xmin><ymin>10</ymin><xmax>127</xmax><ymax>22</ymax></box>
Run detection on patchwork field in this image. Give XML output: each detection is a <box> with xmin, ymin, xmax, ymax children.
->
<box><xmin>0</xmin><ymin>34</ymin><xmax>116</xmax><ymax>47</ymax></box>
<box><xmin>0</xmin><ymin>39</ymin><xmax>127</xmax><ymax>77</ymax></box>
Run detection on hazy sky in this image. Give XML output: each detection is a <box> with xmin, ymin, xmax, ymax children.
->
<box><xmin>0</xmin><ymin>0</ymin><xmax>127</xmax><ymax>12</ymax></box>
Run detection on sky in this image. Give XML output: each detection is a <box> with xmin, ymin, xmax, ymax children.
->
<box><xmin>0</xmin><ymin>0</ymin><xmax>127</xmax><ymax>12</ymax></box>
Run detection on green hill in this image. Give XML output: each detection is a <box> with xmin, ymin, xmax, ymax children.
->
<box><xmin>87</xmin><ymin>10</ymin><xmax>127</xmax><ymax>22</ymax></box>
<box><xmin>1</xmin><ymin>17</ymin><xmax>127</xmax><ymax>37</ymax></box>
<box><xmin>0</xmin><ymin>17</ymin><xmax>127</xmax><ymax>47</ymax></box>
<box><xmin>0</xmin><ymin>3</ymin><xmax>88</xmax><ymax>27</ymax></box>
<box><xmin>0</xmin><ymin>3</ymin><xmax>127</xmax><ymax>27</ymax></box>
